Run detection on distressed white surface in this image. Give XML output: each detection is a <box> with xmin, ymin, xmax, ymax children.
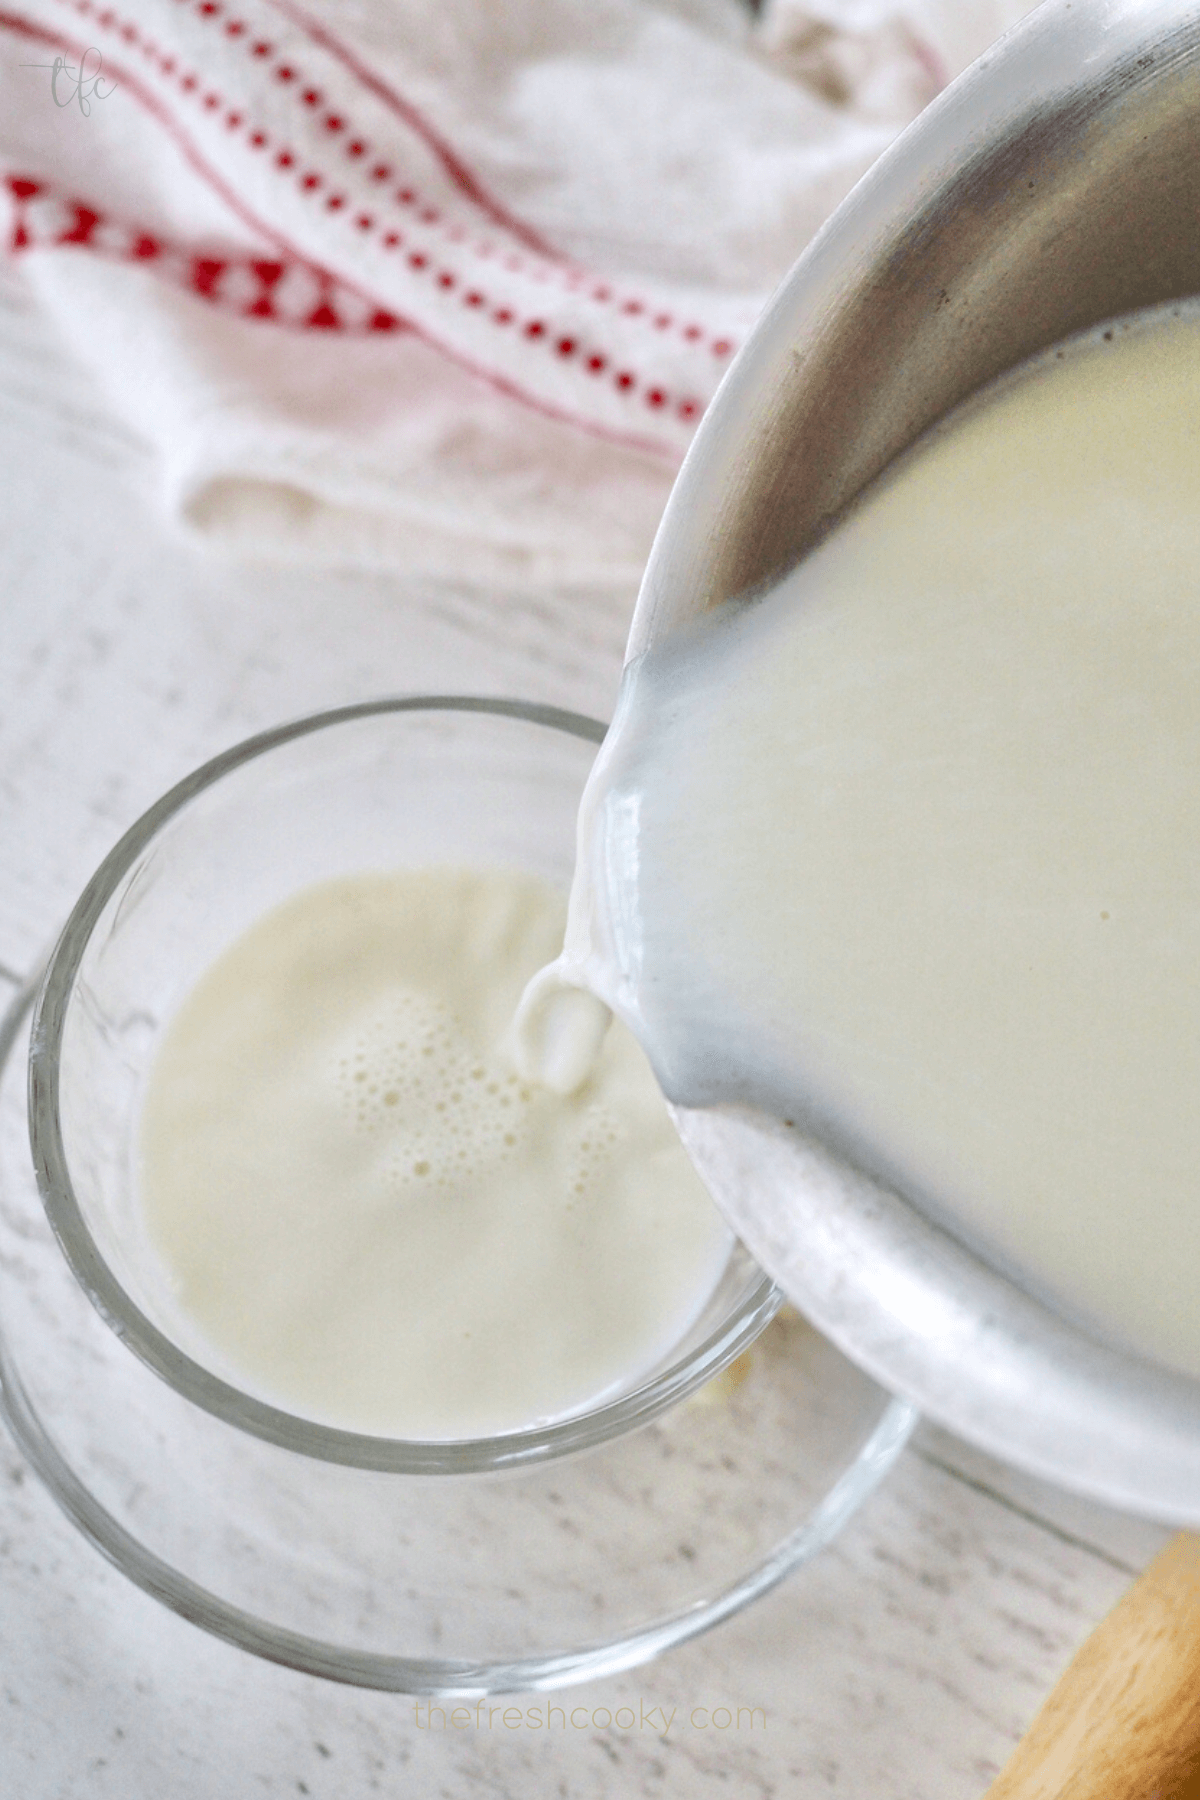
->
<box><xmin>0</xmin><ymin>257</ymin><xmax>1176</xmax><ymax>1799</ymax></box>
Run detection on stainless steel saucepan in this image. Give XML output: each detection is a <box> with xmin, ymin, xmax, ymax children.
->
<box><xmin>629</xmin><ymin>0</ymin><xmax>1200</xmax><ymax>1521</ymax></box>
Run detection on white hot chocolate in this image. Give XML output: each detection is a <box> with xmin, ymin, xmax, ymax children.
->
<box><xmin>541</xmin><ymin>300</ymin><xmax>1200</xmax><ymax>1380</ymax></box>
<box><xmin>138</xmin><ymin>867</ymin><xmax>732</xmax><ymax>1439</ymax></box>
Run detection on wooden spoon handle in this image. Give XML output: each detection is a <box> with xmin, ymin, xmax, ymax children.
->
<box><xmin>984</xmin><ymin>1532</ymin><xmax>1200</xmax><ymax>1800</ymax></box>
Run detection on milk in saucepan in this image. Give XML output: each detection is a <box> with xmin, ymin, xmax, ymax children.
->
<box><xmin>543</xmin><ymin>301</ymin><xmax>1200</xmax><ymax>1380</ymax></box>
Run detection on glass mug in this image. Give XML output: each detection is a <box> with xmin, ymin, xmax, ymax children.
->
<box><xmin>0</xmin><ymin>698</ymin><xmax>912</xmax><ymax>1693</ymax></box>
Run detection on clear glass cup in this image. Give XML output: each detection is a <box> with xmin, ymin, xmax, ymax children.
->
<box><xmin>0</xmin><ymin>698</ymin><xmax>914</xmax><ymax>1692</ymax></box>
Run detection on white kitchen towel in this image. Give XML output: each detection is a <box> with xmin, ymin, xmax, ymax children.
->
<box><xmin>0</xmin><ymin>0</ymin><xmax>1037</xmax><ymax>592</ymax></box>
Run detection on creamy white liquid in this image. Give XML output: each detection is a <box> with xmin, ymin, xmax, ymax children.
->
<box><xmin>556</xmin><ymin>301</ymin><xmax>1200</xmax><ymax>1379</ymax></box>
<box><xmin>138</xmin><ymin>868</ymin><xmax>731</xmax><ymax>1439</ymax></box>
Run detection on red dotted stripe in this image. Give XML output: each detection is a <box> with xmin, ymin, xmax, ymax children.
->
<box><xmin>374</xmin><ymin>226</ymin><xmax>701</xmax><ymax>419</ymax></box>
<box><xmin>4</xmin><ymin>172</ymin><xmax>403</xmax><ymax>332</ymax></box>
<box><xmin>61</xmin><ymin>0</ymin><xmax>735</xmax><ymax>375</ymax></box>
<box><xmin>262</xmin><ymin>0</ymin><xmax>562</xmax><ymax>259</ymax></box>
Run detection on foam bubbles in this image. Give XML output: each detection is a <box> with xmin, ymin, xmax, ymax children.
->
<box><xmin>332</xmin><ymin>989</ymin><xmax>534</xmax><ymax>1196</ymax></box>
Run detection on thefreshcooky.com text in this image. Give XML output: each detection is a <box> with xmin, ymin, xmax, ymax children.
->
<box><xmin>412</xmin><ymin>1700</ymin><xmax>765</xmax><ymax>1734</ymax></box>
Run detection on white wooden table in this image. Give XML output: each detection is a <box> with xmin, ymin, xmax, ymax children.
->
<box><xmin>0</xmin><ymin>255</ymin><xmax>1174</xmax><ymax>1800</ymax></box>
